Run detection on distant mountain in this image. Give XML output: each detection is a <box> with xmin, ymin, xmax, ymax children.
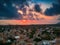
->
<box><xmin>57</xmin><ymin>22</ymin><xmax>60</xmax><ymax>24</ymax></box>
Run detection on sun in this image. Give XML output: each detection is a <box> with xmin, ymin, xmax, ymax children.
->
<box><xmin>22</xmin><ymin>20</ymin><xmax>27</xmax><ymax>23</ymax></box>
<box><xmin>23</xmin><ymin>20</ymin><xmax>26</xmax><ymax>22</ymax></box>
<box><xmin>21</xmin><ymin>20</ymin><xmax>31</xmax><ymax>24</ymax></box>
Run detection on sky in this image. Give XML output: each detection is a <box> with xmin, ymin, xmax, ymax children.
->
<box><xmin>0</xmin><ymin>0</ymin><xmax>60</xmax><ymax>25</ymax></box>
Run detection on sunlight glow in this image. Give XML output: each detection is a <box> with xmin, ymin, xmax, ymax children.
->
<box><xmin>18</xmin><ymin>10</ymin><xmax>23</xmax><ymax>14</ymax></box>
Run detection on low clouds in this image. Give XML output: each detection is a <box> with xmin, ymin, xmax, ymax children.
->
<box><xmin>44</xmin><ymin>0</ymin><xmax>60</xmax><ymax>16</ymax></box>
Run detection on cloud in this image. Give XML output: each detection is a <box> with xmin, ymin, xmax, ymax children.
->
<box><xmin>58</xmin><ymin>18</ymin><xmax>60</xmax><ymax>20</ymax></box>
<box><xmin>34</xmin><ymin>4</ymin><xmax>42</xmax><ymax>12</ymax></box>
<box><xmin>57</xmin><ymin>22</ymin><xmax>60</xmax><ymax>24</ymax></box>
<box><xmin>0</xmin><ymin>0</ymin><xmax>30</xmax><ymax>19</ymax></box>
<box><xmin>58</xmin><ymin>16</ymin><xmax>60</xmax><ymax>20</ymax></box>
<box><xmin>0</xmin><ymin>3</ymin><xmax>20</xmax><ymax>19</ymax></box>
<box><xmin>44</xmin><ymin>2</ymin><xmax>60</xmax><ymax>16</ymax></box>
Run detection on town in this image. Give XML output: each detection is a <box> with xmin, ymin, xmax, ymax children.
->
<box><xmin>0</xmin><ymin>24</ymin><xmax>60</xmax><ymax>45</ymax></box>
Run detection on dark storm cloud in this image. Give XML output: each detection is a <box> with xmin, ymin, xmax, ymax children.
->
<box><xmin>3</xmin><ymin>0</ymin><xmax>27</xmax><ymax>4</ymax></box>
<box><xmin>0</xmin><ymin>0</ymin><xmax>29</xmax><ymax>19</ymax></box>
<box><xmin>0</xmin><ymin>3</ymin><xmax>19</xmax><ymax>19</ymax></box>
<box><xmin>34</xmin><ymin>4</ymin><xmax>42</xmax><ymax>12</ymax></box>
<box><xmin>44</xmin><ymin>0</ymin><xmax>60</xmax><ymax>16</ymax></box>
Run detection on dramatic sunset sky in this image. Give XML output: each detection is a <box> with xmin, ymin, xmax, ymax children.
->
<box><xmin>0</xmin><ymin>0</ymin><xmax>60</xmax><ymax>25</ymax></box>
